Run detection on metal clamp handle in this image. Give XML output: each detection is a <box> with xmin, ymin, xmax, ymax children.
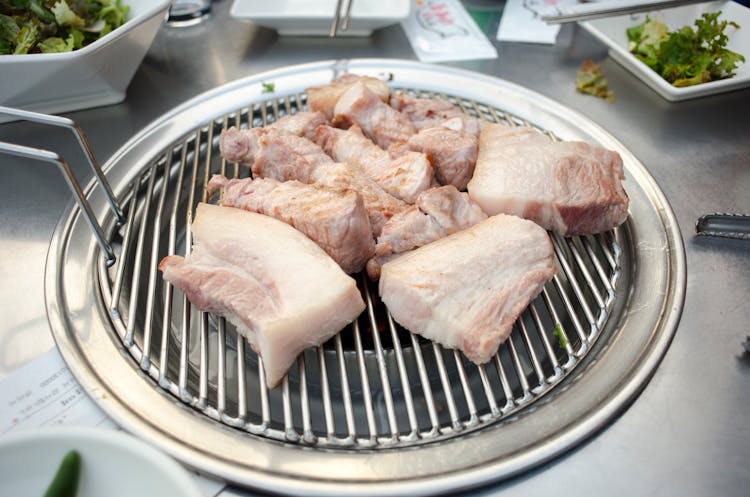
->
<box><xmin>695</xmin><ymin>213</ymin><xmax>750</xmax><ymax>241</ymax></box>
<box><xmin>0</xmin><ymin>106</ymin><xmax>123</xmax><ymax>266</ymax></box>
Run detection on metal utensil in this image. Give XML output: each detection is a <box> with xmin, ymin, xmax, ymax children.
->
<box><xmin>329</xmin><ymin>0</ymin><xmax>354</xmax><ymax>36</ymax></box>
<box><xmin>695</xmin><ymin>213</ymin><xmax>750</xmax><ymax>240</ymax></box>
<box><xmin>541</xmin><ymin>0</ymin><xmax>714</xmax><ymax>24</ymax></box>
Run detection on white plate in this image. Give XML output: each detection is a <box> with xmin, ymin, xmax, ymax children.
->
<box><xmin>230</xmin><ymin>0</ymin><xmax>411</xmax><ymax>36</ymax></box>
<box><xmin>581</xmin><ymin>0</ymin><xmax>750</xmax><ymax>101</ymax></box>
<box><xmin>0</xmin><ymin>426</ymin><xmax>203</xmax><ymax>497</ymax></box>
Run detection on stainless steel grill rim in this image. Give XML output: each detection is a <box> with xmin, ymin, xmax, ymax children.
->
<box><xmin>45</xmin><ymin>59</ymin><xmax>686</xmax><ymax>496</ymax></box>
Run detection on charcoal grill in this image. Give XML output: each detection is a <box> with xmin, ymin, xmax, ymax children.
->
<box><xmin>37</xmin><ymin>60</ymin><xmax>684</xmax><ymax>495</ymax></box>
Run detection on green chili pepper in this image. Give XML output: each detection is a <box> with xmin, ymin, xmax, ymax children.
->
<box><xmin>43</xmin><ymin>450</ymin><xmax>81</xmax><ymax>497</ymax></box>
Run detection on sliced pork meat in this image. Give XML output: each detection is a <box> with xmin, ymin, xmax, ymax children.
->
<box><xmin>389</xmin><ymin>91</ymin><xmax>483</xmax><ymax>136</ymax></box>
<box><xmin>208</xmin><ymin>175</ymin><xmax>375</xmax><ymax>274</ymax></box>
<box><xmin>333</xmin><ymin>82</ymin><xmax>416</xmax><ymax>150</ymax></box>
<box><xmin>218</xmin><ymin>127</ymin><xmax>408</xmax><ymax>236</ymax></box>
<box><xmin>267</xmin><ymin>111</ymin><xmax>328</xmax><ymax>140</ymax></box>
<box><xmin>310</xmin><ymin>162</ymin><xmax>408</xmax><ymax>236</ymax></box>
<box><xmin>467</xmin><ymin>123</ymin><xmax>629</xmax><ymax>237</ymax></box>
<box><xmin>250</xmin><ymin>129</ymin><xmax>335</xmax><ymax>183</ymax></box>
<box><xmin>219</xmin><ymin>126</ymin><xmax>263</xmax><ymax>164</ymax></box>
<box><xmin>159</xmin><ymin>203</ymin><xmax>365</xmax><ymax>388</ymax></box>
<box><xmin>405</xmin><ymin>126</ymin><xmax>477</xmax><ymax>191</ymax></box>
<box><xmin>307</xmin><ymin>74</ymin><xmax>390</xmax><ymax>121</ymax></box>
<box><xmin>366</xmin><ymin>185</ymin><xmax>487</xmax><ymax>279</ymax></box>
<box><xmin>379</xmin><ymin>214</ymin><xmax>555</xmax><ymax>364</ymax></box>
<box><xmin>315</xmin><ymin>124</ymin><xmax>434</xmax><ymax>203</ymax></box>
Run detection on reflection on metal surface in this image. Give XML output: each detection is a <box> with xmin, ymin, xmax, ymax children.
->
<box><xmin>46</xmin><ymin>60</ymin><xmax>685</xmax><ymax>496</ymax></box>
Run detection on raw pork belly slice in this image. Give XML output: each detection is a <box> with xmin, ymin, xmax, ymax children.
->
<box><xmin>367</xmin><ymin>185</ymin><xmax>487</xmax><ymax>279</ymax></box>
<box><xmin>467</xmin><ymin>123</ymin><xmax>629</xmax><ymax>236</ymax></box>
<box><xmin>159</xmin><ymin>203</ymin><xmax>365</xmax><ymax>388</ymax></box>
<box><xmin>307</xmin><ymin>74</ymin><xmax>390</xmax><ymax>121</ymax></box>
<box><xmin>208</xmin><ymin>175</ymin><xmax>375</xmax><ymax>274</ymax></box>
<box><xmin>267</xmin><ymin>111</ymin><xmax>328</xmax><ymax>140</ymax></box>
<box><xmin>315</xmin><ymin>124</ymin><xmax>433</xmax><ymax>203</ymax></box>
<box><xmin>379</xmin><ymin>214</ymin><xmax>555</xmax><ymax>364</ymax></box>
<box><xmin>405</xmin><ymin>126</ymin><xmax>477</xmax><ymax>191</ymax></box>
<box><xmin>390</xmin><ymin>91</ymin><xmax>483</xmax><ymax>136</ymax></box>
<box><xmin>333</xmin><ymin>82</ymin><xmax>416</xmax><ymax>150</ymax></box>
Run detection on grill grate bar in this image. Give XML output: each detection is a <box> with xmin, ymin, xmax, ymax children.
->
<box><xmin>362</xmin><ymin>277</ymin><xmax>400</xmax><ymax>442</ymax></box>
<box><xmin>506</xmin><ymin>334</ymin><xmax>533</xmax><ymax>404</ymax></box>
<box><xmin>493</xmin><ymin>354</ymin><xmax>516</xmax><ymax>413</ymax></box>
<box><xmin>141</xmin><ymin>156</ymin><xmax>172</xmax><ymax>370</ymax></box>
<box><xmin>410</xmin><ymin>332</ymin><xmax>440</xmax><ymax>435</ymax></box>
<box><xmin>124</xmin><ymin>165</ymin><xmax>157</xmax><ymax>347</ymax></box>
<box><xmin>517</xmin><ymin>315</ymin><xmax>547</xmax><ymax>393</ymax></box>
<box><xmin>298</xmin><ymin>356</ymin><xmax>315</xmax><ymax>443</ymax></box>
<box><xmin>433</xmin><ymin>343</ymin><xmax>462</xmax><ymax>432</ymax></box>
<box><xmin>109</xmin><ymin>183</ymin><xmax>139</xmax><ymax>318</ymax></box>
<box><xmin>352</xmin><ymin>320</ymin><xmax>378</xmax><ymax>443</ymax></box>
<box><xmin>387</xmin><ymin>315</ymin><xmax>419</xmax><ymax>440</ymax></box>
<box><xmin>453</xmin><ymin>351</ymin><xmax>479</xmax><ymax>426</ymax></box>
<box><xmin>334</xmin><ymin>333</ymin><xmax>358</xmax><ymax>442</ymax></box>
<box><xmin>317</xmin><ymin>346</ymin><xmax>337</xmax><ymax>440</ymax></box>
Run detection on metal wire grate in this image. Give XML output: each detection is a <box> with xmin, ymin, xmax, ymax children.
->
<box><xmin>98</xmin><ymin>90</ymin><xmax>623</xmax><ymax>449</ymax></box>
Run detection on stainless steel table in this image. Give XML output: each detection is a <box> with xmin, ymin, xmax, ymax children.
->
<box><xmin>1</xmin><ymin>1</ymin><xmax>748</xmax><ymax>496</ymax></box>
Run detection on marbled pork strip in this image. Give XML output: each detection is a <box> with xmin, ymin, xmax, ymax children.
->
<box><xmin>333</xmin><ymin>82</ymin><xmax>416</xmax><ymax>150</ymax></box>
<box><xmin>267</xmin><ymin>111</ymin><xmax>328</xmax><ymax>140</ymax></box>
<box><xmin>366</xmin><ymin>185</ymin><xmax>487</xmax><ymax>279</ymax></box>
<box><xmin>208</xmin><ymin>175</ymin><xmax>374</xmax><ymax>274</ymax></box>
<box><xmin>159</xmin><ymin>203</ymin><xmax>365</xmax><ymax>388</ymax></box>
<box><xmin>467</xmin><ymin>123</ymin><xmax>629</xmax><ymax>236</ymax></box>
<box><xmin>307</xmin><ymin>74</ymin><xmax>390</xmax><ymax>121</ymax></box>
<box><xmin>315</xmin><ymin>124</ymin><xmax>434</xmax><ymax>203</ymax></box>
<box><xmin>405</xmin><ymin>126</ymin><xmax>477</xmax><ymax>191</ymax></box>
<box><xmin>379</xmin><ymin>214</ymin><xmax>555</xmax><ymax>364</ymax></box>
<box><xmin>389</xmin><ymin>91</ymin><xmax>482</xmax><ymax>136</ymax></box>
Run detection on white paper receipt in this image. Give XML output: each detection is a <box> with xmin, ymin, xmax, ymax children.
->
<box><xmin>401</xmin><ymin>0</ymin><xmax>497</xmax><ymax>63</ymax></box>
<box><xmin>0</xmin><ymin>347</ymin><xmax>226</xmax><ymax>497</ymax></box>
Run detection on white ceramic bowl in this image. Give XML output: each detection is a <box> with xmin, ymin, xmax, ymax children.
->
<box><xmin>0</xmin><ymin>426</ymin><xmax>203</xmax><ymax>497</ymax></box>
<box><xmin>0</xmin><ymin>0</ymin><xmax>171</xmax><ymax>115</ymax></box>
<box><xmin>230</xmin><ymin>0</ymin><xmax>411</xmax><ymax>36</ymax></box>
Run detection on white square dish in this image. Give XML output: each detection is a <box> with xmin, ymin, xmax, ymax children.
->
<box><xmin>229</xmin><ymin>0</ymin><xmax>411</xmax><ymax>36</ymax></box>
<box><xmin>0</xmin><ymin>0</ymin><xmax>171</xmax><ymax>116</ymax></box>
<box><xmin>581</xmin><ymin>0</ymin><xmax>750</xmax><ymax>101</ymax></box>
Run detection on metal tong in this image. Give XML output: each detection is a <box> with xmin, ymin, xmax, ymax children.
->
<box><xmin>330</xmin><ymin>0</ymin><xmax>354</xmax><ymax>37</ymax></box>
<box><xmin>541</xmin><ymin>0</ymin><xmax>716</xmax><ymax>24</ymax></box>
<box><xmin>695</xmin><ymin>213</ymin><xmax>750</xmax><ymax>241</ymax></box>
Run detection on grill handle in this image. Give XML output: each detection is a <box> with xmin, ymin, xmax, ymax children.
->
<box><xmin>0</xmin><ymin>106</ymin><xmax>120</xmax><ymax>267</ymax></box>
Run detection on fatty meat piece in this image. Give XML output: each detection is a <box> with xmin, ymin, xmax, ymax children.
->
<box><xmin>315</xmin><ymin>124</ymin><xmax>434</xmax><ymax>203</ymax></box>
<box><xmin>390</xmin><ymin>91</ymin><xmax>483</xmax><ymax>136</ymax></box>
<box><xmin>333</xmin><ymin>82</ymin><xmax>416</xmax><ymax>150</ymax></box>
<box><xmin>366</xmin><ymin>185</ymin><xmax>487</xmax><ymax>279</ymax></box>
<box><xmin>159</xmin><ymin>203</ymin><xmax>365</xmax><ymax>388</ymax></box>
<box><xmin>222</xmin><ymin>127</ymin><xmax>408</xmax><ymax>236</ymax></box>
<box><xmin>467</xmin><ymin>123</ymin><xmax>629</xmax><ymax>236</ymax></box>
<box><xmin>405</xmin><ymin>126</ymin><xmax>477</xmax><ymax>191</ymax></box>
<box><xmin>207</xmin><ymin>175</ymin><xmax>375</xmax><ymax>274</ymax></box>
<box><xmin>307</xmin><ymin>74</ymin><xmax>390</xmax><ymax>121</ymax></box>
<box><xmin>379</xmin><ymin>214</ymin><xmax>555</xmax><ymax>364</ymax></box>
<box><xmin>267</xmin><ymin>111</ymin><xmax>328</xmax><ymax>140</ymax></box>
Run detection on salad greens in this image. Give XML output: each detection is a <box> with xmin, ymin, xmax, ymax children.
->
<box><xmin>627</xmin><ymin>11</ymin><xmax>745</xmax><ymax>87</ymax></box>
<box><xmin>0</xmin><ymin>0</ymin><xmax>130</xmax><ymax>55</ymax></box>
